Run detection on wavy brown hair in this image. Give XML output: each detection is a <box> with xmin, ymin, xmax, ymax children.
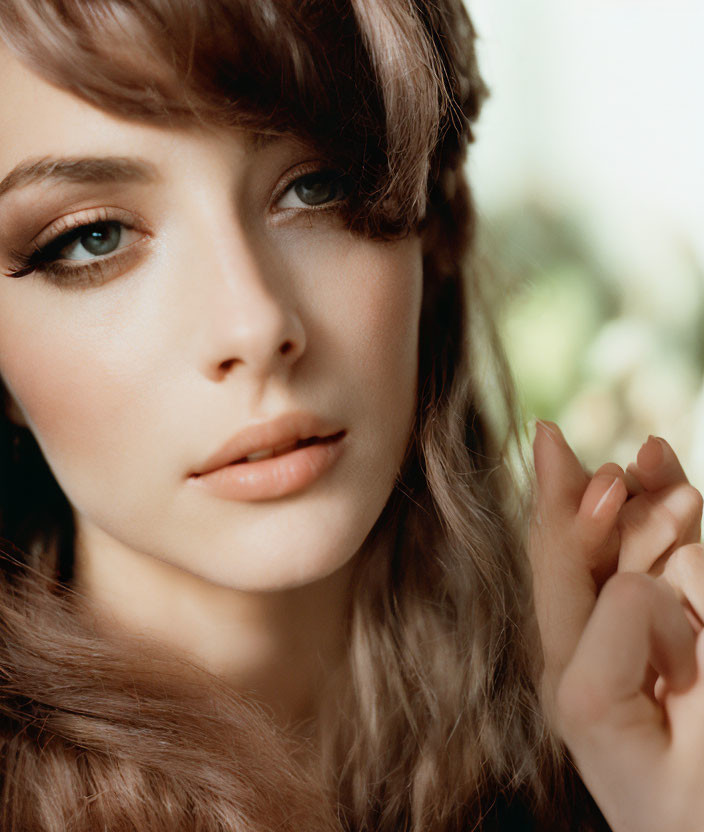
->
<box><xmin>0</xmin><ymin>1</ymin><xmax>609</xmax><ymax>830</ymax></box>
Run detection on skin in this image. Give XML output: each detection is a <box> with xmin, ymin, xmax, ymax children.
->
<box><xmin>531</xmin><ymin>424</ymin><xmax>703</xmax><ymax>716</ymax></box>
<box><xmin>533</xmin><ymin>423</ymin><xmax>704</xmax><ymax>830</ymax></box>
<box><xmin>558</xmin><ymin>570</ymin><xmax>704</xmax><ymax>832</ymax></box>
<box><xmin>0</xmin><ymin>46</ymin><xmax>423</xmax><ymax>727</ymax></box>
<box><xmin>7</xmin><ymin>33</ymin><xmax>702</xmax><ymax>820</ymax></box>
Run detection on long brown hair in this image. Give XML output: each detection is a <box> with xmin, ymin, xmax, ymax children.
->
<box><xmin>0</xmin><ymin>1</ymin><xmax>608</xmax><ymax>830</ymax></box>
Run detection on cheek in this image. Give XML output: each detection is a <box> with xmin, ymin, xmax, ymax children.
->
<box><xmin>314</xmin><ymin>237</ymin><xmax>422</xmax><ymax>392</ymax></box>
<box><xmin>318</xmin><ymin>237</ymin><xmax>423</xmax><ymax>462</ymax></box>
<box><xmin>0</xmin><ymin>290</ymin><xmax>142</xmax><ymax>495</ymax></box>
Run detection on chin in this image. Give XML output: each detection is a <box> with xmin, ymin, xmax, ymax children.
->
<box><xmin>173</xmin><ymin>496</ymin><xmax>383</xmax><ymax>592</ymax></box>
<box><xmin>199</xmin><ymin>544</ymin><xmax>359</xmax><ymax>593</ymax></box>
<box><xmin>183</xmin><ymin>508</ymin><xmax>378</xmax><ymax>594</ymax></box>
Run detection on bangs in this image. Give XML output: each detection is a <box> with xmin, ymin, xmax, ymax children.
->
<box><xmin>0</xmin><ymin>0</ymin><xmax>485</xmax><ymax>235</ymax></box>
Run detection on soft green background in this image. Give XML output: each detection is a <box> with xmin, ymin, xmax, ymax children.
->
<box><xmin>468</xmin><ymin>0</ymin><xmax>704</xmax><ymax>485</ymax></box>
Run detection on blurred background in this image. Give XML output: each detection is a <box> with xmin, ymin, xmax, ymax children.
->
<box><xmin>467</xmin><ymin>0</ymin><xmax>704</xmax><ymax>486</ymax></box>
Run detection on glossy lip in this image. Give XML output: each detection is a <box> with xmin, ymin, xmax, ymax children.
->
<box><xmin>188</xmin><ymin>411</ymin><xmax>346</xmax><ymax>477</ymax></box>
<box><xmin>187</xmin><ymin>431</ymin><xmax>346</xmax><ymax>502</ymax></box>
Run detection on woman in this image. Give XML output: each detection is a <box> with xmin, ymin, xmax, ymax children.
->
<box><xmin>0</xmin><ymin>3</ymin><xmax>573</xmax><ymax>829</ymax></box>
<box><xmin>0</xmin><ymin>1</ymin><xmax>691</xmax><ymax>830</ymax></box>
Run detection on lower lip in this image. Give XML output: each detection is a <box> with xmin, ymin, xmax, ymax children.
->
<box><xmin>187</xmin><ymin>432</ymin><xmax>346</xmax><ymax>502</ymax></box>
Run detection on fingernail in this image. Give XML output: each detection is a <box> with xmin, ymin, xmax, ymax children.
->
<box><xmin>592</xmin><ymin>476</ymin><xmax>621</xmax><ymax>518</ymax></box>
<box><xmin>536</xmin><ymin>420</ymin><xmax>563</xmax><ymax>443</ymax></box>
<box><xmin>623</xmin><ymin>467</ymin><xmax>645</xmax><ymax>496</ymax></box>
<box><xmin>636</xmin><ymin>435</ymin><xmax>664</xmax><ymax>471</ymax></box>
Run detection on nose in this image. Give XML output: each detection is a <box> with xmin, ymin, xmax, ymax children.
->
<box><xmin>182</xmin><ymin>212</ymin><xmax>307</xmax><ymax>384</ymax></box>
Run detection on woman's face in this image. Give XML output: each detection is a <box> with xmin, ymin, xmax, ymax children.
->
<box><xmin>0</xmin><ymin>47</ymin><xmax>423</xmax><ymax>592</ymax></box>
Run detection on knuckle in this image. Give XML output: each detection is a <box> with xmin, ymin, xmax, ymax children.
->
<box><xmin>663</xmin><ymin>483</ymin><xmax>703</xmax><ymax>528</ymax></box>
<box><xmin>618</xmin><ymin>498</ymin><xmax>675</xmax><ymax>545</ymax></box>
<box><xmin>667</xmin><ymin>543</ymin><xmax>704</xmax><ymax>573</ymax></box>
<box><xmin>663</xmin><ymin>546</ymin><xmax>684</xmax><ymax>574</ymax></box>
<box><xmin>647</xmin><ymin>501</ymin><xmax>679</xmax><ymax>546</ymax></box>
<box><xmin>683</xmin><ymin>484</ymin><xmax>704</xmax><ymax>518</ymax></box>
<box><xmin>601</xmin><ymin>571</ymin><xmax>654</xmax><ymax>610</ymax></box>
<box><xmin>661</xmin><ymin>512</ymin><xmax>680</xmax><ymax>544</ymax></box>
<box><xmin>661</xmin><ymin>549</ymin><xmax>686</xmax><ymax>591</ymax></box>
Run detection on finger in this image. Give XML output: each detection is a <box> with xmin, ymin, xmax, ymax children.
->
<box><xmin>653</xmin><ymin>545</ymin><xmax>704</xmax><ymax>702</ymax></box>
<box><xmin>666</xmin><ymin>629</ymin><xmax>704</xmax><ymax>747</ymax></box>
<box><xmin>661</xmin><ymin>544</ymin><xmax>704</xmax><ymax>629</ymax></box>
<box><xmin>576</xmin><ymin>466</ymin><xmax>628</xmax><ymax>585</ymax></box>
<box><xmin>626</xmin><ymin>436</ymin><xmax>689</xmax><ymax>493</ymax></box>
<box><xmin>623</xmin><ymin>468</ymin><xmax>645</xmax><ymax>497</ymax></box>
<box><xmin>558</xmin><ymin>577</ymin><xmax>699</xmax><ymax>832</ymax></box>
<box><xmin>531</xmin><ymin>423</ymin><xmax>616</xmax><ymax>718</ymax></box>
<box><xmin>557</xmin><ymin>573</ymin><xmax>696</xmax><ymax>739</ymax></box>
<box><xmin>577</xmin><ymin>464</ymin><xmax>628</xmax><ymax>531</ymax></box>
<box><xmin>531</xmin><ymin>422</ymin><xmax>595</xmax><ymax>668</ymax></box>
<box><xmin>533</xmin><ymin>420</ymin><xmax>590</xmax><ymax>518</ymax></box>
<box><xmin>618</xmin><ymin>483</ymin><xmax>704</xmax><ymax>574</ymax></box>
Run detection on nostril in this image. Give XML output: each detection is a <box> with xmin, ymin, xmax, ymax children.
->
<box><xmin>279</xmin><ymin>340</ymin><xmax>294</xmax><ymax>356</ymax></box>
<box><xmin>219</xmin><ymin>357</ymin><xmax>240</xmax><ymax>372</ymax></box>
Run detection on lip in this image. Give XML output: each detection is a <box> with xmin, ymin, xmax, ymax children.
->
<box><xmin>189</xmin><ymin>411</ymin><xmax>345</xmax><ymax>476</ymax></box>
<box><xmin>187</xmin><ymin>430</ymin><xmax>346</xmax><ymax>501</ymax></box>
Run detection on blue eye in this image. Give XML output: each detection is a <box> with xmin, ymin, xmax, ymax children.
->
<box><xmin>61</xmin><ymin>221</ymin><xmax>123</xmax><ymax>259</ymax></box>
<box><xmin>278</xmin><ymin>170</ymin><xmax>352</xmax><ymax>210</ymax></box>
<box><xmin>3</xmin><ymin>216</ymin><xmax>145</xmax><ymax>286</ymax></box>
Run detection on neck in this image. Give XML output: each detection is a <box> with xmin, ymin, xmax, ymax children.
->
<box><xmin>71</xmin><ymin>522</ymin><xmax>356</xmax><ymax>732</ymax></box>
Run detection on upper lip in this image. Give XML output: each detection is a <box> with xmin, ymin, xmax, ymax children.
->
<box><xmin>189</xmin><ymin>411</ymin><xmax>345</xmax><ymax>477</ymax></box>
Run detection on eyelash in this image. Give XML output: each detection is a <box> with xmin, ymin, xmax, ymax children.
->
<box><xmin>3</xmin><ymin>206</ymin><xmax>146</xmax><ymax>289</ymax></box>
<box><xmin>2</xmin><ymin>167</ymin><xmax>353</xmax><ymax>289</ymax></box>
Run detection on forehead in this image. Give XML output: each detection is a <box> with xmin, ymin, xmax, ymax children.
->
<box><xmin>0</xmin><ymin>46</ymin><xmax>276</xmax><ymax>189</ymax></box>
<box><xmin>0</xmin><ymin>45</ymin><xmax>158</xmax><ymax>160</ymax></box>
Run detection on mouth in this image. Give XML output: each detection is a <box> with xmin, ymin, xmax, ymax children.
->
<box><xmin>225</xmin><ymin>431</ymin><xmax>345</xmax><ymax>467</ymax></box>
<box><xmin>187</xmin><ymin>428</ymin><xmax>347</xmax><ymax>501</ymax></box>
<box><xmin>188</xmin><ymin>411</ymin><xmax>346</xmax><ymax>480</ymax></box>
<box><xmin>190</xmin><ymin>430</ymin><xmax>347</xmax><ymax>479</ymax></box>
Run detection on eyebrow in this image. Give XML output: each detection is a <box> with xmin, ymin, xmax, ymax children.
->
<box><xmin>0</xmin><ymin>156</ymin><xmax>161</xmax><ymax>203</ymax></box>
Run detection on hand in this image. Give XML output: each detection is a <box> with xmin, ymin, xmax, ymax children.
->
<box><xmin>530</xmin><ymin>425</ymin><xmax>702</xmax><ymax>717</ymax></box>
<box><xmin>556</xmin><ymin>571</ymin><xmax>704</xmax><ymax>832</ymax></box>
<box><xmin>659</xmin><ymin>543</ymin><xmax>704</xmax><ymax>635</ymax></box>
<box><xmin>618</xmin><ymin>435</ymin><xmax>702</xmax><ymax>576</ymax></box>
<box><xmin>530</xmin><ymin>420</ymin><xmax>628</xmax><ymax>716</ymax></box>
<box><xmin>619</xmin><ymin>436</ymin><xmax>704</xmax><ymax>699</ymax></box>
<box><xmin>532</xmin><ymin>423</ymin><xmax>704</xmax><ymax>832</ymax></box>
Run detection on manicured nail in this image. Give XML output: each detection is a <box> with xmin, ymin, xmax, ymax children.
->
<box><xmin>536</xmin><ymin>420</ymin><xmax>562</xmax><ymax>443</ymax></box>
<box><xmin>592</xmin><ymin>476</ymin><xmax>621</xmax><ymax>518</ymax></box>
<box><xmin>636</xmin><ymin>435</ymin><xmax>664</xmax><ymax>471</ymax></box>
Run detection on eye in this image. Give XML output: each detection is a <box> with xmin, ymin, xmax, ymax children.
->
<box><xmin>59</xmin><ymin>221</ymin><xmax>131</xmax><ymax>260</ymax></box>
<box><xmin>3</xmin><ymin>210</ymin><xmax>147</xmax><ymax>286</ymax></box>
<box><xmin>277</xmin><ymin>169</ymin><xmax>352</xmax><ymax>210</ymax></box>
